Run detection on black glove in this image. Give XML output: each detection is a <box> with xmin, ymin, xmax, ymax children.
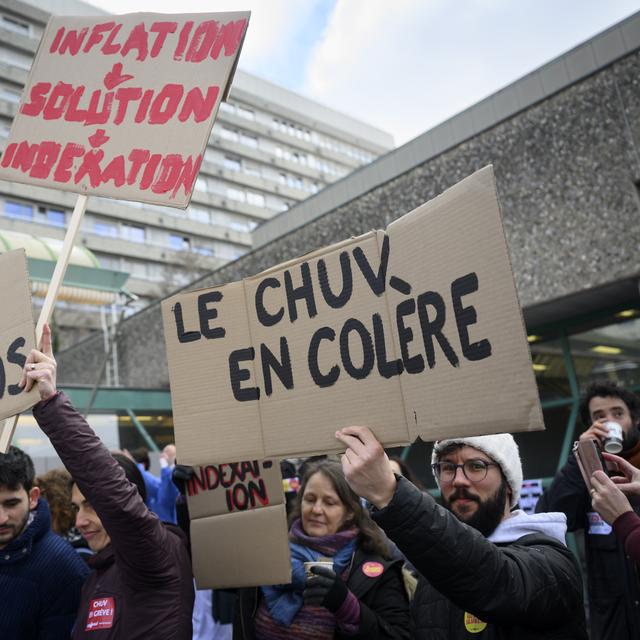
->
<box><xmin>303</xmin><ymin>565</ymin><xmax>349</xmax><ymax>612</ymax></box>
<box><xmin>172</xmin><ymin>464</ymin><xmax>195</xmax><ymax>496</ymax></box>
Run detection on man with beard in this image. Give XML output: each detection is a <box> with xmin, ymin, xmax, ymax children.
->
<box><xmin>0</xmin><ymin>446</ymin><xmax>89</xmax><ymax>638</ymax></box>
<box><xmin>536</xmin><ymin>382</ymin><xmax>640</xmax><ymax>640</ymax></box>
<box><xmin>336</xmin><ymin>426</ymin><xmax>587</xmax><ymax>639</ymax></box>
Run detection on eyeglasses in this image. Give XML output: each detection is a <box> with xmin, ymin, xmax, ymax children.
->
<box><xmin>431</xmin><ymin>459</ymin><xmax>498</xmax><ymax>483</ymax></box>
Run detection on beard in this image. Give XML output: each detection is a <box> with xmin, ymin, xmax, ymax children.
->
<box><xmin>0</xmin><ymin>509</ymin><xmax>30</xmax><ymax>547</ymax></box>
<box><xmin>442</xmin><ymin>480</ymin><xmax>509</xmax><ymax>537</ymax></box>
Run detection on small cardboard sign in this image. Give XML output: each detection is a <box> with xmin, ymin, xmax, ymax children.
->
<box><xmin>186</xmin><ymin>458</ymin><xmax>291</xmax><ymax>588</ymax></box>
<box><xmin>162</xmin><ymin>166</ymin><xmax>544</xmax><ymax>465</ymax></box>
<box><xmin>0</xmin><ymin>12</ymin><xmax>249</xmax><ymax>208</ymax></box>
<box><xmin>0</xmin><ymin>250</ymin><xmax>39</xmax><ymax>420</ymax></box>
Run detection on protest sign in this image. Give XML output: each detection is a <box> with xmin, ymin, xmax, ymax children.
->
<box><xmin>0</xmin><ymin>12</ymin><xmax>249</xmax><ymax>208</ymax></box>
<box><xmin>186</xmin><ymin>458</ymin><xmax>290</xmax><ymax>588</ymax></box>
<box><xmin>162</xmin><ymin>166</ymin><xmax>544</xmax><ymax>465</ymax></box>
<box><xmin>0</xmin><ymin>250</ymin><xmax>39</xmax><ymax>421</ymax></box>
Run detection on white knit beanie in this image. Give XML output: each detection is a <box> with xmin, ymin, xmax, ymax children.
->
<box><xmin>431</xmin><ymin>434</ymin><xmax>523</xmax><ymax>508</ymax></box>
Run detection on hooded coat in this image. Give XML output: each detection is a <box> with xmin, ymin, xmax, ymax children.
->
<box><xmin>0</xmin><ymin>498</ymin><xmax>89</xmax><ymax>639</ymax></box>
<box><xmin>33</xmin><ymin>392</ymin><xmax>194</xmax><ymax>639</ymax></box>
<box><xmin>372</xmin><ymin>476</ymin><xmax>587</xmax><ymax>639</ymax></box>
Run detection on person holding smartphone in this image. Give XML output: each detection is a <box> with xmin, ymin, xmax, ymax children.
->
<box><xmin>590</xmin><ymin>452</ymin><xmax>640</xmax><ymax>564</ymax></box>
<box><xmin>536</xmin><ymin>381</ymin><xmax>640</xmax><ymax>640</ymax></box>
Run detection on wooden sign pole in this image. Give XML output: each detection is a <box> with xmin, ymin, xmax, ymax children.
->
<box><xmin>0</xmin><ymin>194</ymin><xmax>89</xmax><ymax>453</ymax></box>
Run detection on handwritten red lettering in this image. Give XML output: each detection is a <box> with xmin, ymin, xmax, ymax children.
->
<box><xmin>173</xmin><ymin>21</ymin><xmax>193</xmax><ymax>61</ymax></box>
<box><xmin>18</xmin><ymin>80</ymin><xmax>218</xmax><ymax>127</ymax></box>
<box><xmin>149</xmin><ymin>22</ymin><xmax>177</xmax><ymax>58</ymax></box>
<box><xmin>59</xmin><ymin>27</ymin><xmax>89</xmax><ymax>56</ymax></box>
<box><xmin>83</xmin><ymin>22</ymin><xmax>116</xmax><ymax>53</ymax></box>
<box><xmin>120</xmin><ymin>22</ymin><xmax>148</xmax><ymax>61</ymax></box>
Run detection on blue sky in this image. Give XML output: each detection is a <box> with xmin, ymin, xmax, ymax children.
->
<box><xmin>90</xmin><ymin>0</ymin><xmax>640</xmax><ymax>145</ymax></box>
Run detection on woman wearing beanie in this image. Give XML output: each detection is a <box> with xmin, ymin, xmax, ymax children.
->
<box><xmin>234</xmin><ymin>460</ymin><xmax>410</xmax><ymax>639</ymax></box>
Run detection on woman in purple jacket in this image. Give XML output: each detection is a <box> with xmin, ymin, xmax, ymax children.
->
<box><xmin>20</xmin><ymin>324</ymin><xmax>194</xmax><ymax>639</ymax></box>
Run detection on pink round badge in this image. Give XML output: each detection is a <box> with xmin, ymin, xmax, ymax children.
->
<box><xmin>362</xmin><ymin>561</ymin><xmax>384</xmax><ymax>578</ymax></box>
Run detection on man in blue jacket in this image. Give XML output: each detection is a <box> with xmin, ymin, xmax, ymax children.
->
<box><xmin>0</xmin><ymin>445</ymin><xmax>89</xmax><ymax>639</ymax></box>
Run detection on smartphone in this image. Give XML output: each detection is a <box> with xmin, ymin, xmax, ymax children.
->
<box><xmin>573</xmin><ymin>439</ymin><xmax>607</xmax><ymax>491</ymax></box>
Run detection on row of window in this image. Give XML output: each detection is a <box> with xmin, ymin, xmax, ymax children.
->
<box><xmin>1</xmin><ymin>198</ymin><xmax>252</xmax><ymax>263</ymax></box>
<box><xmin>272</xmin><ymin>117</ymin><xmax>375</xmax><ymax>164</ymax></box>
<box><xmin>219</xmin><ymin>100</ymin><xmax>255</xmax><ymax>121</ymax></box>
<box><xmin>215</xmin><ymin>122</ymin><xmax>348</xmax><ymax>178</ymax></box>
<box><xmin>2</xmin><ymin>199</ymin><xmax>65</xmax><ymax>226</ymax></box>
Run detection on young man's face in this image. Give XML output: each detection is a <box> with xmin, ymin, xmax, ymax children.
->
<box><xmin>0</xmin><ymin>484</ymin><xmax>39</xmax><ymax>549</ymax></box>
<box><xmin>71</xmin><ymin>484</ymin><xmax>111</xmax><ymax>552</ymax></box>
<box><xmin>589</xmin><ymin>395</ymin><xmax>637</xmax><ymax>445</ymax></box>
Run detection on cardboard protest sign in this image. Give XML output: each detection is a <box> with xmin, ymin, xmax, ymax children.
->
<box><xmin>0</xmin><ymin>250</ymin><xmax>40</xmax><ymax>421</ymax></box>
<box><xmin>162</xmin><ymin>166</ymin><xmax>544</xmax><ymax>465</ymax></box>
<box><xmin>186</xmin><ymin>458</ymin><xmax>290</xmax><ymax>588</ymax></box>
<box><xmin>0</xmin><ymin>12</ymin><xmax>249</xmax><ymax>208</ymax></box>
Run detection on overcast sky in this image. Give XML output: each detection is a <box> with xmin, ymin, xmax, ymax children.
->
<box><xmin>88</xmin><ymin>0</ymin><xmax>640</xmax><ymax>145</ymax></box>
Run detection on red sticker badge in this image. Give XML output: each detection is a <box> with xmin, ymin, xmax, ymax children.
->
<box><xmin>362</xmin><ymin>561</ymin><xmax>384</xmax><ymax>578</ymax></box>
<box><xmin>85</xmin><ymin>597</ymin><xmax>115</xmax><ymax>631</ymax></box>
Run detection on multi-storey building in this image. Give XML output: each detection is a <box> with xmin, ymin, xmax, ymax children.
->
<box><xmin>0</xmin><ymin>0</ymin><xmax>394</xmax><ymax>346</ymax></box>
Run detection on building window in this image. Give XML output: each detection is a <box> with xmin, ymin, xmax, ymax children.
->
<box><xmin>0</xmin><ymin>48</ymin><xmax>31</xmax><ymax>70</ymax></box>
<box><xmin>188</xmin><ymin>206</ymin><xmax>210</xmax><ymax>224</ymax></box>
<box><xmin>0</xmin><ymin>86</ymin><xmax>20</xmax><ymax>104</ymax></box>
<box><xmin>93</xmin><ymin>221</ymin><xmax>118</xmax><ymax>237</ymax></box>
<box><xmin>237</xmin><ymin>105</ymin><xmax>254</xmax><ymax>121</ymax></box>
<box><xmin>170</xmin><ymin>234</ymin><xmax>191</xmax><ymax>251</ymax></box>
<box><xmin>4</xmin><ymin>200</ymin><xmax>32</xmax><ymax>219</ymax></box>
<box><xmin>219</xmin><ymin>101</ymin><xmax>235</xmax><ymax>114</ymax></box>
<box><xmin>247</xmin><ymin>192</ymin><xmax>265</xmax><ymax>207</ymax></box>
<box><xmin>240</xmin><ymin>132</ymin><xmax>258</xmax><ymax>149</ymax></box>
<box><xmin>221</xmin><ymin>127</ymin><xmax>238</xmax><ymax>143</ymax></box>
<box><xmin>227</xmin><ymin>186</ymin><xmax>245</xmax><ymax>202</ymax></box>
<box><xmin>121</xmin><ymin>224</ymin><xmax>145</xmax><ymax>243</ymax></box>
<box><xmin>195</xmin><ymin>177</ymin><xmax>208</xmax><ymax>193</ymax></box>
<box><xmin>243</xmin><ymin>162</ymin><xmax>261</xmax><ymax>178</ymax></box>
<box><xmin>224</xmin><ymin>156</ymin><xmax>241</xmax><ymax>172</ymax></box>
<box><xmin>46</xmin><ymin>208</ymin><xmax>65</xmax><ymax>227</ymax></box>
<box><xmin>193</xmin><ymin>244</ymin><xmax>215</xmax><ymax>256</ymax></box>
<box><xmin>1</xmin><ymin>15</ymin><xmax>30</xmax><ymax>35</ymax></box>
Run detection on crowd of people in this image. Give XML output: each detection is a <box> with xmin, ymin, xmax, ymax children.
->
<box><xmin>0</xmin><ymin>323</ymin><xmax>639</xmax><ymax>639</ymax></box>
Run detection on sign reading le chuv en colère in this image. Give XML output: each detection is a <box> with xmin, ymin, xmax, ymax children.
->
<box><xmin>163</xmin><ymin>166</ymin><xmax>544</xmax><ymax>466</ymax></box>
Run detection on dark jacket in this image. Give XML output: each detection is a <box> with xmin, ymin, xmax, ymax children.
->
<box><xmin>536</xmin><ymin>452</ymin><xmax>640</xmax><ymax>640</ymax></box>
<box><xmin>33</xmin><ymin>392</ymin><xmax>194</xmax><ymax>639</ymax></box>
<box><xmin>373</xmin><ymin>477</ymin><xmax>587</xmax><ymax>639</ymax></box>
<box><xmin>0</xmin><ymin>498</ymin><xmax>89</xmax><ymax>639</ymax></box>
<box><xmin>234</xmin><ymin>547</ymin><xmax>411</xmax><ymax>639</ymax></box>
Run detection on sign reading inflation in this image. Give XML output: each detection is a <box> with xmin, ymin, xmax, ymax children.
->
<box><xmin>0</xmin><ymin>12</ymin><xmax>249</xmax><ymax>208</ymax></box>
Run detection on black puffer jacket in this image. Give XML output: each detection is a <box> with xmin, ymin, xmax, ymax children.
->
<box><xmin>372</xmin><ymin>477</ymin><xmax>587</xmax><ymax>639</ymax></box>
<box><xmin>234</xmin><ymin>548</ymin><xmax>411</xmax><ymax>639</ymax></box>
<box><xmin>536</xmin><ymin>452</ymin><xmax>640</xmax><ymax>640</ymax></box>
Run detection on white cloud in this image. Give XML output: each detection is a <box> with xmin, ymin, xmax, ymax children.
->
<box><xmin>303</xmin><ymin>0</ymin><xmax>640</xmax><ymax>144</ymax></box>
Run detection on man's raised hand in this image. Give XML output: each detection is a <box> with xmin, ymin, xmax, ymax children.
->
<box><xmin>335</xmin><ymin>425</ymin><xmax>397</xmax><ymax>509</ymax></box>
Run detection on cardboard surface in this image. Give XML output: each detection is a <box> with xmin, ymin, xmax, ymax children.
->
<box><xmin>162</xmin><ymin>166</ymin><xmax>544</xmax><ymax>465</ymax></box>
<box><xmin>0</xmin><ymin>250</ymin><xmax>39</xmax><ymax>420</ymax></box>
<box><xmin>0</xmin><ymin>12</ymin><xmax>249</xmax><ymax>208</ymax></box>
<box><xmin>186</xmin><ymin>458</ymin><xmax>291</xmax><ymax>588</ymax></box>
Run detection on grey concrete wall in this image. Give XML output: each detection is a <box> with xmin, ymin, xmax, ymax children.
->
<box><xmin>57</xmin><ymin>50</ymin><xmax>640</xmax><ymax>388</ymax></box>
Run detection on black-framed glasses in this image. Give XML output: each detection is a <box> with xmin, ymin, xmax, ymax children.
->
<box><xmin>431</xmin><ymin>459</ymin><xmax>498</xmax><ymax>483</ymax></box>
